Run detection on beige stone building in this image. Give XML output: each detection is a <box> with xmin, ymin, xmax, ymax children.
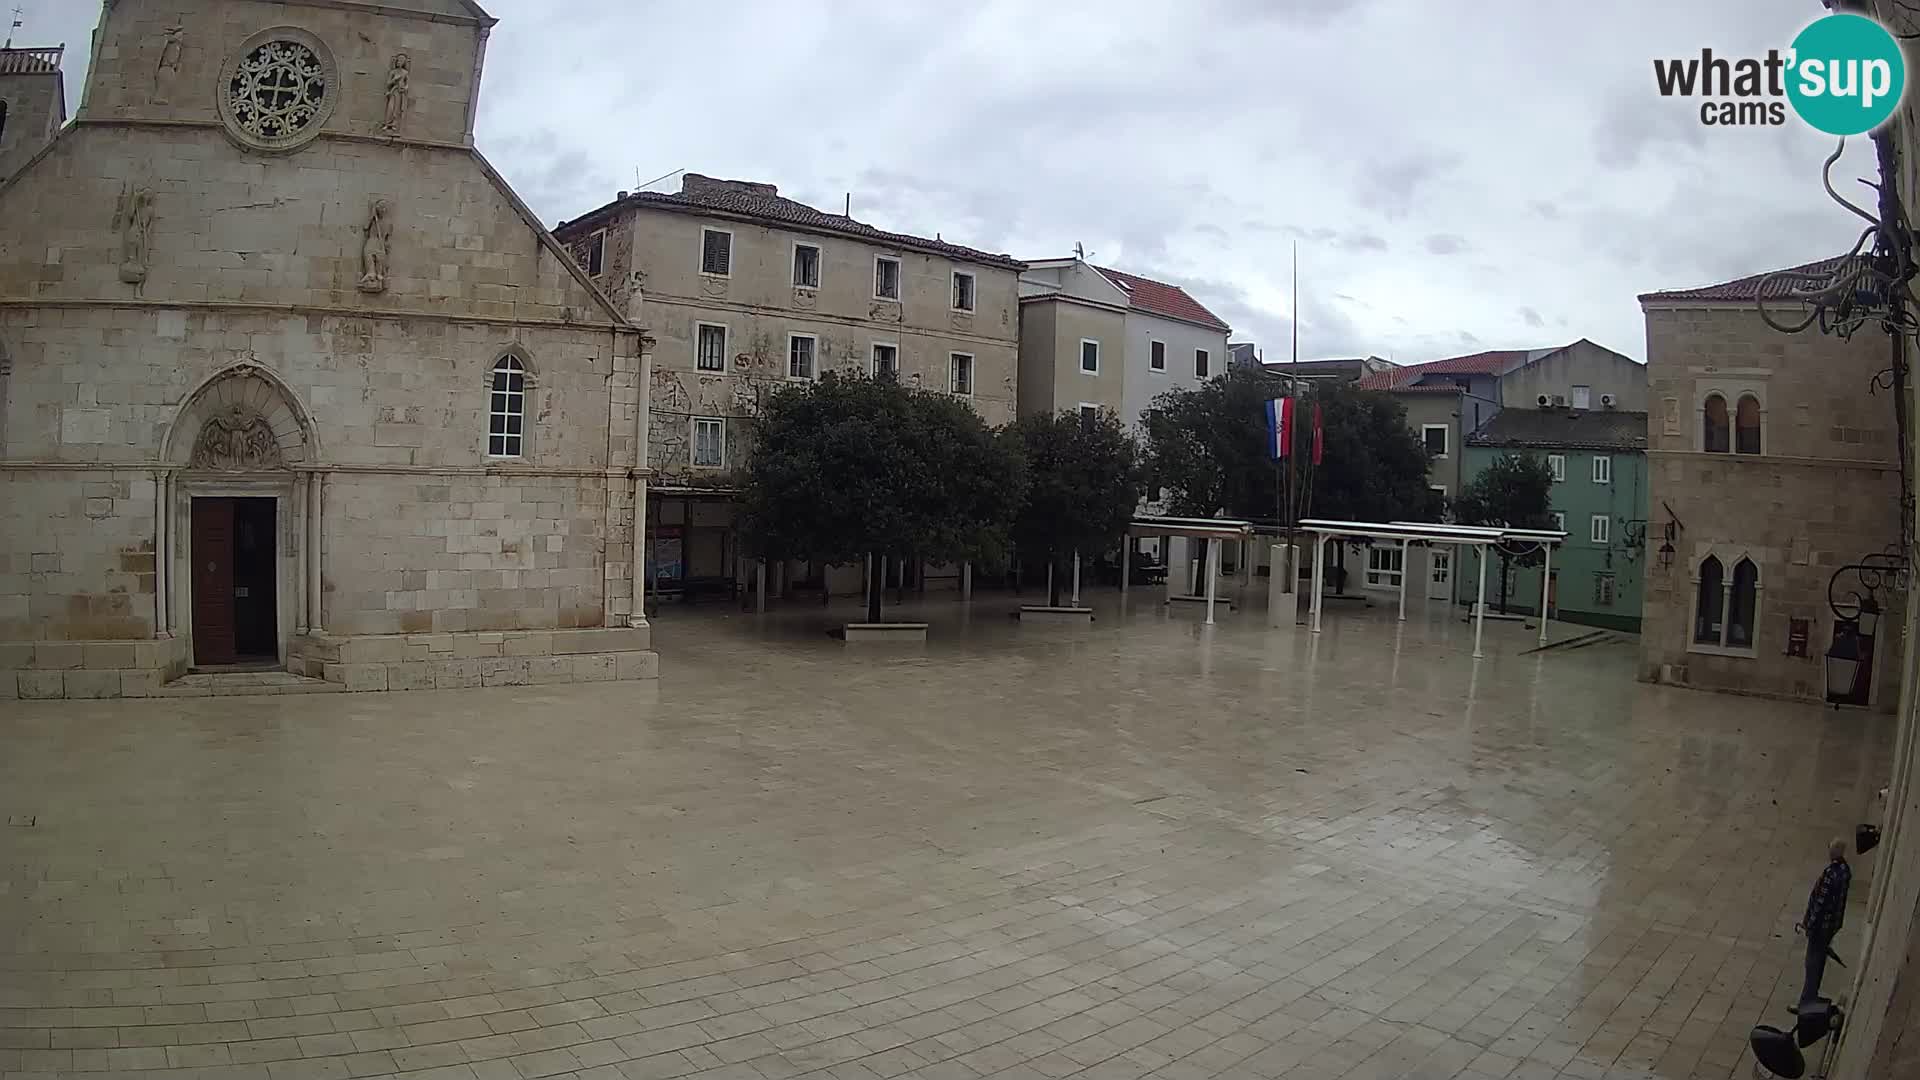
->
<box><xmin>1015</xmin><ymin>256</ymin><xmax>1231</xmax><ymax>426</ymax></box>
<box><xmin>0</xmin><ymin>0</ymin><xmax>658</xmax><ymax>698</ymax></box>
<box><xmin>552</xmin><ymin>175</ymin><xmax>1023</xmax><ymax>597</ymax></box>
<box><xmin>0</xmin><ymin>45</ymin><xmax>66</xmax><ymax>183</ymax></box>
<box><xmin>1638</xmin><ymin>262</ymin><xmax>1904</xmax><ymax>706</ymax></box>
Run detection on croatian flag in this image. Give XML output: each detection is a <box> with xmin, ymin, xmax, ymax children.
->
<box><xmin>1266</xmin><ymin>397</ymin><xmax>1293</xmax><ymax>460</ymax></box>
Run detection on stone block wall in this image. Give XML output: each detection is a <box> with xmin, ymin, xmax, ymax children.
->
<box><xmin>0</xmin><ymin>307</ymin><xmax>620</xmax><ymax>469</ymax></box>
<box><xmin>0</xmin><ymin>64</ymin><xmax>64</xmax><ymax>183</ymax></box>
<box><xmin>0</xmin><ymin>636</ymin><xmax>189</xmax><ymax>699</ymax></box>
<box><xmin>0</xmin><ymin>126</ymin><xmax>604</xmax><ymax>326</ymax></box>
<box><xmin>0</xmin><ymin>469</ymin><xmax>158</xmax><ymax>640</ymax></box>
<box><xmin>1641</xmin><ymin>305</ymin><xmax>1905</xmax><ymax>703</ymax></box>
<box><xmin>83</xmin><ymin>0</ymin><xmax>483</xmax><ymax>147</ymax></box>
<box><xmin>288</xmin><ymin>626</ymin><xmax>656</xmax><ymax>691</ymax></box>
<box><xmin>322</xmin><ymin>472</ymin><xmax>610</xmax><ymax>635</ymax></box>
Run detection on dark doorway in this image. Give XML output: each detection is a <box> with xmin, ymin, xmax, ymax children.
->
<box><xmin>191</xmin><ymin>497</ymin><xmax>278</xmax><ymax>666</ymax></box>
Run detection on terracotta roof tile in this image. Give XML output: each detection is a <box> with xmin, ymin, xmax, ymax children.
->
<box><xmin>559</xmin><ymin>175</ymin><xmax>1024</xmax><ymax>270</ymax></box>
<box><xmin>1468</xmin><ymin>409</ymin><xmax>1649</xmax><ymax>452</ymax></box>
<box><xmin>1092</xmin><ymin>266</ymin><xmax>1231</xmax><ymax>331</ymax></box>
<box><xmin>1638</xmin><ymin>255</ymin><xmax>1864</xmax><ymax>303</ymax></box>
<box><xmin>1354</xmin><ymin>347</ymin><xmax>1537</xmax><ymax>391</ymax></box>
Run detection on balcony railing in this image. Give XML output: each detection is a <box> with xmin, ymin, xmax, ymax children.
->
<box><xmin>0</xmin><ymin>47</ymin><xmax>63</xmax><ymax>75</ymax></box>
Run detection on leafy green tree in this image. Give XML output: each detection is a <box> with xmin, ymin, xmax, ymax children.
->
<box><xmin>1452</xmin><ymin>453</ymin><xmax>1555</xmax><ymax>613</ymax></box>
<box><xmin>1141</xmin><ymin>375</ymin><xmax>1441</xmax><ymax>522</ymax></box>
<box><xmin>737</xmin><ymin>373</ymin><xmax>1026</xmax><ymax>623</ymax></box>
<box><xmin>1309</xmin><ymin>382</ymin><xmax>1445</xmax><ymax>524</ymax></box>
<box><xmin>1141</xmin><ymin>373</ymin><xmax>1442</xmax><ymax>592</ymax></box>
<box><xmin>1009</xmin><ymin>408</ymin><xmax>1144</xmax><ymax>606</ymax></box>
<box><xmin>1139</xmin><ymin>367</ymin><xmax>1285</xmax><ymax>519</ymax></box>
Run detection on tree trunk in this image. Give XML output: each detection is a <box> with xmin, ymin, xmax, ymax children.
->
<box><xmin>1497</xmin><ymin>553</ymin><xmax>1510</xmax><ymax>614</ymax></box>
<box><xmin>1334</xmin><ymin>542</ymin><xmax>1346</xmax><ymax>596</ymax></box>
<box><xmin>866</xmin><ymin>553</ymin><xmax>883</xmax><ymax>623</ymax></box>
<box><xmin>1048</xmin><ymin>548</ymin><xmax>1063</xmax><ymax>606</ymax></box>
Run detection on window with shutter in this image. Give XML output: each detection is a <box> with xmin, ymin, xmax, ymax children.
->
<box><xmin>701</xmin><ymin>228</ymin><xmax>732</xmax><ymax>276</ymax></box>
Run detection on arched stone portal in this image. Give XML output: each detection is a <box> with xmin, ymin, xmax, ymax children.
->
<box><xmin>159</xmin><ymin>364</ymin><xmax>321</xmax><ymax>668</ymax></box>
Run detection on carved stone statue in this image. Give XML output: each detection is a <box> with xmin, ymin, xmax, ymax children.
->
<box><xmin>114</xmin><ymin>185</ymin><xmax>155</xmax><ymax>285</ymax></box>
<box><xmin>190</xmin><ymin>406</ymin><xmax>284</xmax><ymax>471</ymax></box>
<box><xmin>153</xmin><ymin>26</ymin><xmax>184</xmax><ymax>104</ymax></box>
<box><xmin>624</xmin><ymin>269</ymin><xmax>646</xmax><ymax>323</ymax></box>
<box><xmin>358</xmin><ymin>198</ymin><xmax>392</xmax><ymax>293</ymax></box>
<box><xmin>381</xmin><ymin>53</ymin><xmax>411</xmax><ymax>134</ymax></box>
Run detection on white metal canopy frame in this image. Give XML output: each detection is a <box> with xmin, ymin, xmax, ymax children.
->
<box><xmin>1122</xmin><ymin>516</ymin><xmax>1256</xmax><ymax>626</ymax></box>
<box><xmin>1299</xmin><ymin>519</ymin><xmax>1566</xmax><ymax>658</ymax></box>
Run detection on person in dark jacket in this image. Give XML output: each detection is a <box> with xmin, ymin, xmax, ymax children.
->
<box><xmin>1796</xmin><ymin>838</ymin><xmax>1852</xmax><ymax>1006</ymax></box>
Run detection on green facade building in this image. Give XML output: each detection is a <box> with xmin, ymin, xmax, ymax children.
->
<box><xmin>1456</xmin><ymin>410</ymin><xmax>1649</xmax><ymax>632</ymax></box>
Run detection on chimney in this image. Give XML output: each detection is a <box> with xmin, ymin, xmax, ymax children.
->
<box><xmin>682</xmin><ymin>173</ymin><xmax>778</xmax><ymax>198</ymax></box>
<box><xmin>616</xmin><ymin>190</ymin><xmax>628</xmax><ymax>200</ymax></box>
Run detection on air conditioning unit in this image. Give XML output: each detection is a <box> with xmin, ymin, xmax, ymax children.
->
<box><xmin>1600</xmin><ymin>393</ymin><xmax>1617</xmax><ymax>408</ymax></box>
<box><xmin>1536</xmin><ymin>394</ymin><xmax>1550</xmax><ymax>407</ymax></box>
<box><xmin>1551</xmin><ymin>394</ymin><xmax>1568</xmax><ymax>406</ymax></box>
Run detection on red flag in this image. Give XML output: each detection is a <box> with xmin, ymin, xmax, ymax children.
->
<box><xmin>1312</xmin><ymin>403</ymin><xmax>1325</xmax><ymax>465</ymax></box>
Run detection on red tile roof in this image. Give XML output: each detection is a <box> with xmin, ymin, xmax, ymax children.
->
<box><xmin>1093</xmin><ymin>266</ymin><xmax>1231</xmax><ymax>331</ymax></box>
<box><xmin>1638</xmin><ymin>255</ymin><xmax>1862</xmax><ymax>303</ymax></box>
<box><xmin>1353</xmin><ymin>348</ymin><xmax>1535</xmax><ymax>392</ymax></box>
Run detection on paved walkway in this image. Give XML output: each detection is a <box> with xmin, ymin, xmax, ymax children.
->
<box><xmin>0</xmin><ymin>592</ymin><xmax>1892</xmax><ymax>1080</ymax></box>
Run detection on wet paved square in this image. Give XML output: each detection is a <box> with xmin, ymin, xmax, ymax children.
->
<box><xmin>0</xmin><ymin>593</ymin><xmax>1892</xmax><ymax>1080</ymax></box>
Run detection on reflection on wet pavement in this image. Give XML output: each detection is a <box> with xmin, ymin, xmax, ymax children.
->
<box><xmin>0</xmin><ymin>591</ymin><xmax>1891</xmax><ymax>1079</ymax></box>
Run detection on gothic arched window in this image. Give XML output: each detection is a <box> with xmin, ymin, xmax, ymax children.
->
<box><xmin>488</xmin><ymin>354</ymin><xmax>526</xmax><ymax>458</ymax></box>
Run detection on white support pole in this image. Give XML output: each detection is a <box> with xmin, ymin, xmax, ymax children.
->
<box><xmin>1397</xmin><ymin>538</ymin><xmax>1409</xmax><ymax>622</ymax></box>
<box><xmin>1268</xmin><ymin>543</ymin><xmax>1300</xmax><ymax>629</ymax></box>
<box><xmin>1071</xmin><ymin>552</ymin><xmax>1081</xmax><ymax>605</ymax></box>
<box><xmin>961</xmin><ymin>561</ymin><xmax>972</xmax><ymax>601</ymax></box>
<box><xmin>1204</xmin><ymin>536</ymin><xmax>1221</xmax><ymax>625</ymax></box>
<box><xmin>1310</xmin><ymin>534</ymin><xmax>1326</xmax><ymax>633</ymax></box>
<box><xmin>1473</xmin><ymin>544</ymin><xmax>1489</xmax><ymax>659</ymax></box>
<box><xmin>1538</xmin><ymin>543</ymin><xmax>1552</xmax><ymax>645</ymax></box>
<box><xmin>756</xmin><ymin>559</ymin><xmax>767</xmax><ymax>614</ymax></box>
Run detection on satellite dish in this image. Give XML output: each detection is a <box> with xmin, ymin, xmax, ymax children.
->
<box><xmin>1749</xmin><ymin>1025</ymin><xmax>1805</xmax><ymax>1077</ymax></box>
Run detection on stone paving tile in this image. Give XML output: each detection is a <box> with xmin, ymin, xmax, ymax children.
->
<box><xmin>0</xmin><ymin>596</ymin><xmax>1892</xmax><ymax>1080</ymax></box>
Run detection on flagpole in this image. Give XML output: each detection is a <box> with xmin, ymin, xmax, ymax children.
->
<box><xmin>1291</xmin><ymin>242</ymin><xmax>1298</xmax><ymax>366</ymax></box>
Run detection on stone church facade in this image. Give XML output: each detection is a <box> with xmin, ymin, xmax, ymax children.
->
<box><xmin>0</xmin><ymin>0</ymin><xmax>659</xmax><ymax>697</ymax></box>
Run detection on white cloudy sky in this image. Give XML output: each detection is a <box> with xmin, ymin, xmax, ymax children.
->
<box><xmin>29</xmin><ymin>0</ymin><xmax>1891</xmax><ymax>362</ymax></box>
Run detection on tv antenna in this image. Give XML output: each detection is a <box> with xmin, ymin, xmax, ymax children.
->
<box><xmin>634</xmin><ymin>166</ymin><xmax>684</xmax><ymax>193</ymax></box>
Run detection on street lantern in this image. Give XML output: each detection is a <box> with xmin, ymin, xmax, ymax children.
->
<box><xmin>1857</xmin><ymin>595</ymin><xmax>1882</xmax><ymax>640</ymax></box>
<box><xmin>1658</xmin><ymin>540</ymin><xmax>1675</xmax><ymax>571</ymax></box>
<box><xmin>1826</xmin><ymin>621</ymin><xmax>1866</xmax><ymax>705</ymax></box>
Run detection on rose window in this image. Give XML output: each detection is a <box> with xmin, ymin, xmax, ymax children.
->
<box><xmin>227</xmin><ymin>40</ymin><xmax>327</xmax><ymax>142</ymax></box>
